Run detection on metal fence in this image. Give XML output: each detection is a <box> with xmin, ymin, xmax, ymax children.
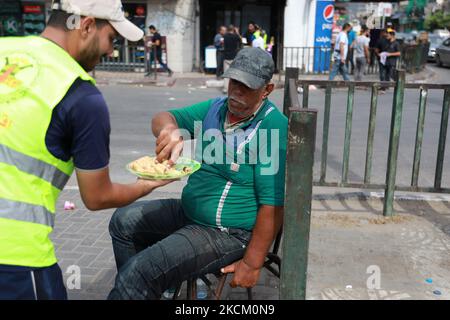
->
<box><xmin>283</xmin><ymin>67</ymin><xmax>450</xmax><ymax>216</ymax></box>
<box><xmin>401</xmin><ymin>42</ymin><xmax>430</xmax><ymax>73</ymax></box>
<box><xmin>96</xmin><ymin>43</ymin><xmax>146</xmax><ymax>72</ymax></box>
<box><xmin>283</xmin><ymin>44</ymin><xmax>429</xmax><ymax>75</ymax></box>
<box><xmin>280</xmin><ymin>68</ymin><xmax>448</xmax><ymax>298</ymax></box>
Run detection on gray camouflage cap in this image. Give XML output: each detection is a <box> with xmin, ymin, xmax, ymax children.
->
<box><xmin>222</xmin><ymin>47</ymin><xmax>274</xmax><ymax>90</ymax></box>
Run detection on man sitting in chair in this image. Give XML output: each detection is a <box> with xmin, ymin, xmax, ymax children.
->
<box><xmin>108</xmin><ymin>48</ymin><xmax>288</xmax><ymax>300</ymax></box>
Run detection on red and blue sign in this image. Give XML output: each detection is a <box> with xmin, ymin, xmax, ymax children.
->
<box><xmin>314</xmin><ymin>0</ymin><xmax>335</xmax><ymax>73</ymax></box>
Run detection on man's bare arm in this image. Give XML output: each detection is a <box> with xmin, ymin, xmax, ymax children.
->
<box><xmin>340</xmin><ymin>41</ymin><xmax>345</xmax><ymax>62</ymax></box>
<box><xmin>388</xmin><ymin>51</ymin><xmax>401</xmax><ymax>57</ymax></box>
<box><xmin>76</xmin><ymin>167</ymin><xmax>173</xmax><ymax>211</ymax></box>
<box><xmin>364</xmin><ymin>45</ymin><xmax>371</xmax><ymax>64</ymax></box>
<box><xmin>243</xmin><ymin>205</ymin><xmax>284</xmax><ymax>269</ymax></box>
<box><xmin>222</xmin><ymin>205</ymin><xmax>284</xmax><ymax>288</ymax></box>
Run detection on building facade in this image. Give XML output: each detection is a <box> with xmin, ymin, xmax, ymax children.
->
<box><xmin>2</xmin><ymin>0</ymin><xmax>403</xmax><ymax>73</ymax></box>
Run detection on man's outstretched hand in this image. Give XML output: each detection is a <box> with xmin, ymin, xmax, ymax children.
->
<box><xmin>221</xmin><ymin>259</ymin><xmax>261</xmax><ymax>288</ymax></box>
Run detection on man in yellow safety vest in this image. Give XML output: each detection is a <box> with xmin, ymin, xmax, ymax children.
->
<box><xmin>0</xmin><ymin>0</ymin><xmax>173</xmax><ymax>299</ymax></box>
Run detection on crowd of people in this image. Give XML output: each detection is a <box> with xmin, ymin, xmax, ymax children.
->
<box><xmin>329</xmin><ymin>22</ymin><xmax>402</xmax><ymax>91</ymax></box>
<box><xmin>213</xmin><ymin>22</ymin><xmax>274</xmax><ymax>93</ymax></box>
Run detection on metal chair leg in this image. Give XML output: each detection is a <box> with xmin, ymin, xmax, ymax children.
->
<box><xmin>186</xmin><ymin>278</ymin><xmax>197</xmax><ymax>300</ymax></box>
<box><xmin>247</xmin><ymin>288</ymin><xmax>253</xmax><ymax>300</ymax></box>
<box><xmin>213</xmin><ymin>274</ymin><xmax>228</xmax><ymax>300</ymax></box>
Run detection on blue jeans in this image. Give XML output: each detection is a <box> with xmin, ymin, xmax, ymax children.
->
<box><xmin>329</xmin><ymin>58</ymin><xmax>350</xmax><ymax>81</ymax></box>
<box><xmin>107</xmin><ymin>199</ymin><xmax>251</xmax><ymax>300</ymax></box>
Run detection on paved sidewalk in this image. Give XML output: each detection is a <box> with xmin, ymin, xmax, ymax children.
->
<box><xmin>52</xmin><ymin>189</ymin><xmax>450</xmax><ymax>300</ymax></box>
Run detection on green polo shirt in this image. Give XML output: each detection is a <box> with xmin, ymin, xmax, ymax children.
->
<box><xmin>169</xmin><ymin>98</ymin><xmax>287</xmax><ymax>231</ymax></box>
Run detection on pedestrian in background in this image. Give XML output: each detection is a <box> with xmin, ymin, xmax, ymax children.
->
<box><xmin>252</xmin><ymin>30</ymin><xmax>265</xmax><ymax>50</ymax></box>
<box><xmin>214</xmin><ymin>26</ymin><xmax>226</xmax><ymax>78</ymax></box>
<box><xmin>353</xmin><ymin>25</ymin><xmax>371</xmax><ymax>81</ymax></box>
<box><xmin>347</xmin><ymin>26</ymin><xmax>356</xmax><ymax>74</ymax></box>
<box><xmin>146</xmin><ymin>25</ymin><xmax>173</xmax><ymax>77</ymax></box>
<box><xmin>329</xmin><ymin>23</ymin><xmax>352</xmax><ymax>81</ymax></box>
<box><xmin>375</xmin><ymin>29</ymin><xmax>390</xmax><ymax>84</ymax></box>
<box><xmin>222</xmin><ymin>24</ymin><xmax>242</xmax><ymax>93</ymax></box>
<box><xmin>245</xmin><ymin>22</ymin><xmax>256</xmax><ymax>46</ymax></box>
<box><xmin>383</xmin><ymin>30</ymin><xmax>401</xmax><ymax>82</ymax></box>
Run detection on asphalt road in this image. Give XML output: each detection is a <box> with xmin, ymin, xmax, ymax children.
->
<box><xmin>66</xmin><ymin>64</ymin><xmax>450</xmax><ymax>194</ymax></box>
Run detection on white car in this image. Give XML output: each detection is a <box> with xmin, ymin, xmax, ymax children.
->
<box><xmin>435</xmin><ymin>38</ymin><xmax>450</xmax><ymax>67</ymax></box>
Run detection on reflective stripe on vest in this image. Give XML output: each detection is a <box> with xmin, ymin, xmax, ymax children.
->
<box><xmin>0</xmin><ymin>198</ymin><xmax>54</xmax><ymax>227</ymax></box>
<box><xmin>0</xmin><ymin>144</ymin><xmax>70</xmax><ymax>190</ymax></box>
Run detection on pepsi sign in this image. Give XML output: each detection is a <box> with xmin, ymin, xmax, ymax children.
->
<box><xmin>323</xmin><ymin>4</ymin><xmax>334</xmax><ymax>23</ymax></box>
<box><xmin>314</xmin><ymin>0</ymin><xmax>335</xmax><ymax>73</ymax></box>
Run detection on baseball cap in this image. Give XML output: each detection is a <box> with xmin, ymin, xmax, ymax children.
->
<box><xmin>52</xmin><ymin>0</ymin><xmax>144</xmax><ymax>42</ymax></box>
<box><xmin>222</xmin><ymin>47</ymin><xmax>274</xmax><ymax>90</ymax></box>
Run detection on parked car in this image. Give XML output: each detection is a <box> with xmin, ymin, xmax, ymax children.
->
<box><xmin>428</xmin><ymin>35</ymin><xmax>445</xmax><ymax>62</ymax></box>
<box><xmin>395</xmin><ymin>32</ymin><xmax>416</xmax><ymax>45</ymax></box>
<box><xmin>435</xmin><ymin>38</ymin><xmax>450</xmax><ymax>67</ymax></box>
<box><xmin>433</xmin><ymin>29</ymin><xmax>450</xmax><ymax>39</ymax></box>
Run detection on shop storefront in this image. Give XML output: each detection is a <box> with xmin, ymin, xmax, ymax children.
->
<box><xmin>0</xmin><ymin>0</ymin><xmax>46</xmax><ymax>37</ymax></box>
<box><xmin>199</xmin><ymin>0</ymin><xmax>286</xmax><ymax>71</ymax></box>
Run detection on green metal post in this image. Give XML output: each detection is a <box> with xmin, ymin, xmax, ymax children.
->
<box><xmin>320</xmin><ymin>84</ymin><xmax>332</xmax><ymax>184</ymax></box>
<box><xmin>280</xmin><ymin>110</ymin><xmax>317</xmax><ymax>300</ymax></box>
<box><xmin>383</xmin><ymin>70</ymin><xmax>406</xmax><ymax>217</ymax></box>
<box><xmin>302</xmin><ymin>83</ymin><xmax>309</xmax><ymax>109</ymax></box>
<box><xmin>364</xmin><ymin>84</ymin><xmax>378</xmax><ymax>184</ymax></box>
<box><xmin>434</xmin><ymin>88</ymin><xmax>450</xmax><ymax>190</ymax></box>
<box><xmin>283</xmin><ymin>68</ymin><xmax>299</xmax><ymax>116</ymax></box>
<box><xmin>341</xmin><ymin>84</ymin><xmax>355</xmax><ymax>184</ymax></box>
<box><xmin>411</xmin><ymin>87</ymin><xmax>428</xmax><ymax>188</ymax></box>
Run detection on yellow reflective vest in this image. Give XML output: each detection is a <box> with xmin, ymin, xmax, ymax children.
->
<box><xmin>0</xmin><ymin>36</ymin><xmax>95</xmax><ymax>267</ymax></box>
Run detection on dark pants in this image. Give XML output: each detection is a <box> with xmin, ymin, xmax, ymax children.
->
<box><xmin>354</xmin><ymin>57</ymin><xmax>366</xmax><ymax>81</ymax></box>
<box><xmin>0</xmin><ymin>263</ymin><xmax>67</xmax><ymax>300</ymax></box>
<box><xmin>147</xmin><ymin>49</ymin><xmax>171</xmax><ymax>73</ymax></box>
<box><xmin>379</xmin><ymin>62</ymin><xmax>397</xmax><ymax>88</ymax></box>
<box><xmin>379</xmin><ymin>63</ymin><xmax>389</xmax><ymax>82</ymax></box>
<box><xmin>107</xmin><ymin>199</ymin><xmax>251</xmax><ymax>300</ymax></box>
<box><xmin>385</xmin><ymin>63</ymin><xmax>397</xmax><ymax>82</ymax></box>
<box><xmin>216</xmin><ymin>50</ymin><xmax>224</xmax><ymax>77</ymax></box>
<box><xmin>346</xmin><ymin>47</ymin><xmax>354</xmax><ymax>74</ymax></box>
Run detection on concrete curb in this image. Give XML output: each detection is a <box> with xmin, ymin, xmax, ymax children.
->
<box><xmin>313</xmin><ymin>190</ymin><xmax>450</xmax><ymax>203</ymax></box>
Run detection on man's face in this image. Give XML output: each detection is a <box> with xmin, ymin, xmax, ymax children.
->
<box><xmin>227</xmin><ymin>79</ymin><xmax>272</xmax><ymax>118</ymax></box>
<box><xmin>149</xmin><ymin>28</ymin><xmax>156</xmax><ymax>35</ymax></box>
<box><xmin>220</xmin><ymin>27</ymin><xmax>226</xmax><ymax>35</ymax></box>
<box><xmin>248</xmin><ymin>24</ymin><xmax>255</xmax><ymax>33</ymax></box>
<box><xmin>77</xmin><ymin>19</ymin><xmax>116</xmax><ymax>72</ymax></box>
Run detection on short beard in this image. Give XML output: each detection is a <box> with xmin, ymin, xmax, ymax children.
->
<box><xmin>78</xmin><ymin>35</ymin><xmax>101</xmax><ymax>72</ymax></box>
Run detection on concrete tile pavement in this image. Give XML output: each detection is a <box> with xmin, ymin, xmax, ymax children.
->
<box><xmin>52</xmin><ymin>189</ymin><xmax>450</xmax><ymax>300</ymax></box>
